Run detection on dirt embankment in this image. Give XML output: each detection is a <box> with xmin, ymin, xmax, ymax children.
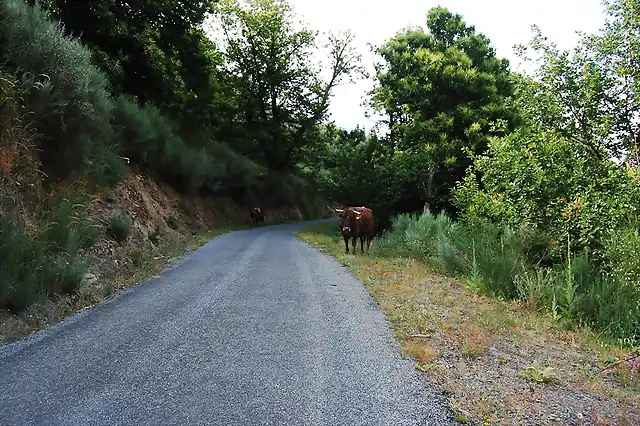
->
<box><xmin>0</xmin><ymin>170</ymin><xmax>318</xmax><ymax>344</ymax></box>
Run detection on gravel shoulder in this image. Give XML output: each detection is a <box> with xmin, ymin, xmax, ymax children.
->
<box><xmin>0</xmin><ymin>220</ymin><xmax>452</xmax><ymax>426</ymax></box>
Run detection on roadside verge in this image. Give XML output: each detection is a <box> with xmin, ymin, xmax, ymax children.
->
<box><xmin>296</xmin><ymin>222</ymin><xmax>639</xmax><ymax>426</ymax></box>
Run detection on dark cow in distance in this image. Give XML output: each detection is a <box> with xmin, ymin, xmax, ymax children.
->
<box><xmin>250</xmin><ymin>207</ymin><xmax>265</xmax><ymax>224</ymax></box>
<box><xmin>334</xmin><ymin>206</ymin><xmax>374</xmax><ymax>254</ymax></box>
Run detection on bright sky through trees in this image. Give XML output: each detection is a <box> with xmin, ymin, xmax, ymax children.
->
<box><xmin>286</xmin><ymin>0</ymin><xmax>607</xmax><ymax>131</ymax></box>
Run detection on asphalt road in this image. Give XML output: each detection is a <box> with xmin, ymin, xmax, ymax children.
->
<box><xmin>0</xmin><ymin>220</ymin><xmax>452</xmax><ymax>426</ymax></box>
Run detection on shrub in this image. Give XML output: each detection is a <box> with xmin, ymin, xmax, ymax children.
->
<box><xmin>148</xmin><ymin>225</ymin><xmax>161</xmax><ymax>245</ymax></box>
<box><xmin>84</xmin><ymin>139</ymin><xmax>129</xmax><ymax>188</ymax></box>
<box><xmin>107</xmin><ymin>210</ymin><xmax>132</xmax><ymax>243</ymax></box>
<box><xmin>0</xmin><ymin>214</ymin><xmax>46</xmax><ymax>311</ymax></box>
<box><xmin>165</xmin><ymin>215</ymin><xmax>179</xmax><ymax>230</ymax></box>
<box><xmin>0</xmin><ymin>209</ymin><xmax>91</xmax><ymax>310</ymax></box>
<box><xmin>43</xmin><ymin>254</ymin><xmax>88</xmax><ymax>295</ymax></box>
<box><xmin>454</xmin><ymin>128</ymin><xmax>640</xmax><ymax>263</ymax></box>
<box><xmin>375</xmin><ymin>210</ymin><xmax>640</xmax><ymax>344</ymax></box>
<box><xmin>0</xmin><ymin>0</ymin><xmax>125</xmax><ymax>184</ymax></box>
<box><xmin>39</xmin><ymin>188</ymin><xmax>101</xmax><ymax>255</ymax></box>
<box><xmin>111</xmin><ymin>94</ymin><xmax>263</xmax><ymax>194</ymax></box>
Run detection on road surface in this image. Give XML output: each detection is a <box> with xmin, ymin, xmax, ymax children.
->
<box><xmin>0</xmin><ymin>220</ymin><xmax>452</xmax><ymax>425</ymax></box>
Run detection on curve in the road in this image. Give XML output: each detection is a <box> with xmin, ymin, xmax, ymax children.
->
<box><xmin>0</xmin><ymin>220</ymin><xmax>452</xmax><ymax>426</ymax></box>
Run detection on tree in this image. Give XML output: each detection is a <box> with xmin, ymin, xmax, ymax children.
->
<box><xmin>211</xmin><ymin>0</ymin><xmax>365</xmax><ymax>170</ymax></box>
<box><xmin>36</xmin><ymin>0</ymin><xmax>222</xmax><ymax>127</ymax></box>
<box><xmin>368</xmin><ymin>6</ymin><xmax>518</xmax><ymax>214</ymax></box>
<box><xmin>513</xmin><ymin>0</ymin><xmax>640</xmax><ymax>162</ymax></box>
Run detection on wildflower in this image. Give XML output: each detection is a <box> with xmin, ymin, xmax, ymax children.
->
<box><xmin>455</xmin><ymin>249</ymin><xmax>461</xmax><ymax>255</ymax></box>
<box><xmin>561</xmin><ymin>196</ymin><xmax>567</xmax><ymax>202</ymax></box>
<box><xmin>549</xmin><ymin>239</ymin><xmax>555</xmax><ymax>248</ymax></box>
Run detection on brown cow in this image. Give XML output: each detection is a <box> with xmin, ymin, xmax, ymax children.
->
<box><xmin>334</xmin><ymin>206</ymin><xmax>374</xmax><ymax>254</ymax></box>
<box><xmin>250</xmin><ymin>207</ymin><xmax>265</xmax><ymax>224</ymax></box>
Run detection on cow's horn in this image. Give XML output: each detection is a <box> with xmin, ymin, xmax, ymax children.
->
<box><xmin>334</xmin><ymin>208</ymin><xmax>344</xmax><ymax>213</ymax></box>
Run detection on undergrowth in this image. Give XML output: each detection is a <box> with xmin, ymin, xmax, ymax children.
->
<box><xmin>0</xmin><ymin>191</ymin><xmax>95</xmax><ymax>311</ymax></box>
<box><xmin>372</xmin><ymin>210</ymin><xmax>640</xmax><ymax>347</ymax></box>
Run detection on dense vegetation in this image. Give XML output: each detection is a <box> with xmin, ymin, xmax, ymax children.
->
<box><xmin>0</xmin><ymin>0</ymin><xmax>360</xmax><ymax>310</ymax></box>
<box><xmin>1</xmin><ymin>0</ymin><xmax>639</xmax><ymax>346</ymax></box>
<box><xmin>300</xmin><ymin>1</ymin><xmax>640</xmax><ymax>345</ymax></box>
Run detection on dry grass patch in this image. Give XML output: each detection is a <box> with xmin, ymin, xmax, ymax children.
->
<box><xmin>297</xmin><ymin>223</ymin><xmax>640</xmax><ymax>426</ymax></box>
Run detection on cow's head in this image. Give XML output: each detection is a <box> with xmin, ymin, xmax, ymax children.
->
<box><xmin>335</xmin><ymin>207</ymin><xmax>362</xmax><ymax>236</ymax></box>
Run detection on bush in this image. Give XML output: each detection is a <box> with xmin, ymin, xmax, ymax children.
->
<box><xmin>374</xmin><ymin>210</ymin><xmax>640</xmax><ymax>344</ymax></box>
<box><xmin>454</xmin><ymin>128</ymin><xmax>640</xmax><ymax>263</ymax></box>
<box><xmin>107</xmin><ymin>210</ymin><xmax>132</xmax><ymax>243</ymax></box>
<box><xmin>40</xmin><ymin>188</ymin><xmax>101</xmax><ymax>255</ymax></box>
<box><xmin>111</xmin><ymin>94</ymin><xmax>263</xmax><ymax>194</ymax></box>
<box><xmin>0</xmin><ymin>211</ymin><xmax>90</xmax><ymax>310</ymax></box>
<box><xmin>165</xmin><ymin>215</ymin><xmax>179</xmax><ymax>230</ymax></box>
<box><xmin>43</xmin><ymin>254</ymin><xmax>88</xmax><ymax>295</ymax></box>
<box><xmin>0</xmin><ymin>0</ymin><xmax>126</xmax><ymax>185</ymax></box>
<box><xmin>0</xmin><ymin>214</ymin><xmax>46</xmax><ymax>311</ymax></box>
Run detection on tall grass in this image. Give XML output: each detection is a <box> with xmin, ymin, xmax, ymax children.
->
<box><xmin>373</xmin><ymin>210</ymin><xmax>640</xmax><ymax>345</ymax></box>
<box><xmin>0</xmin><ymin>198</ymin><xmax>94</xmax><ymax>311</ymax></box>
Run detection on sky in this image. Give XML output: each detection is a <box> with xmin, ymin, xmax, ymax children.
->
<box><xmin>286</xmin><ymin>0</ymin><xmax>609</xmax><ymax>131</ymax></box>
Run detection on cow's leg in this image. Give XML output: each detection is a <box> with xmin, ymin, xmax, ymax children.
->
<box><xmin>367</xmin><ymin>234</ymin><xmax>372</xmax><ymax>252</ymax></box>
<box><xmin>343</xmin><ymin>236</ymin><xmax>350</xmax><ymax>254</ymax></box>
<box><xmin>360</xmin><ymin>235</ymin><xmax>364</xmax><ymax>254</ymax></box>
<box><xmin>351</xmin><ymin>236</ymin><xmax>357</xmax><ymax>254</ymax></box>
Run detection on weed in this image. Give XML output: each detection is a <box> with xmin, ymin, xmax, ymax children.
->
<box><xmin>40</xmin><ymin>189</ymin><xmax>101</xmax><ymax>255</ymax></box>
<box><xmin>520</xmin><ymin>360</ymin><xmax>558</xmax><ymax>384</ymax></box>
<box><xmin>107</xmin><ymin>210</ymin><xmax>132</xmax><ymax>243</ymax></box>
<box><xmin>148</xmin><ymin>225</ymin><xmax>161</xmax><ymax>245</ymax></box>
<box><xmin>415</xmin><ymin>361</ymin><xmax>437</xmax><ymax>372</ymax></box>
<box><xmin>165</xmin><ymin>214</ymin><xmax>179</xmax><ymax>230</ymax></box>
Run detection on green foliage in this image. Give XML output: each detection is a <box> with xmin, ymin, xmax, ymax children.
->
<box><xmin>0</xmin><ymin>214</ymin><xmax>46</xmax><ymax>311</ymax></box>
<box><xmin>39</xmin><ymin>0</ymin><xmax>220</xmax><ymax>124</ymax></box>
<box><xmin>165</xmin><ymin>215</ymin><xmax>179</xmax><ymax>230</ymax></box>
<box><xmin>107</xmin><ymin>210</ymin><xmax>133</xmax><ymax>243</ymax></box>
<box><xmin>0</xmin><ymin>205</ymin><xmax>91</xmax><ymax>311</ymax></box>
<box><xmin>512</xmin><ymin>0</ymin><xmax>640</xmax><ymax>160</ymax></box>
<box><xmin>111</xmin><ymin>94</ymin><xmax>264</xmax><ymax>193</ymax></box>
<box><xmin>0</xmin><ymin>0</ymin><xmax>125</xmax><ymax>184</ymax></box>
<box><xmin>374</xmin><ymin>210</ymin><xmax>640</xmax><ymax>345</ymax></box>
<box><xmin>304</xmin><ymin>6</ymin><xmax>518</xmax><ymax>226</ymax></box>
<box><xmin>366</xmin><ymin>6</ymin><xmax>518</xmax><ymax>211</ymax></box>
<box><xmin>212</xmin><ymin>0</ymin><xmax>365</xmax><ymax>169</ymax></box>
<box><xmin>520</xmin><ymin>360</ymin><xmax>558</xmax><ymax>384</ymax></box>
<box><xmin>454</xmin><ymin>127</ymin><xmax>640</xmax><ymax>262</ymax></box>
<box><xmin>40</xmin><ymin>189</ymin><xmax>102</xmax><ymax>256</ymax></box>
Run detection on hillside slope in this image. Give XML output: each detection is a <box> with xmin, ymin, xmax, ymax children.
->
<box><xmin>0</xmin><ymin>166</ymin><xmax>326</xmax><ymax>344</ymax></box>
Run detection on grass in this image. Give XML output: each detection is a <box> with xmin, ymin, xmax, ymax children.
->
<box><xmin>107</xmin><ymin>210</ymin><xmax>133</xmax><ymax>243</ymax></box>
<box><xmin>296</xmin><ymin>222</ymin><xmax>640</xmax><ymax>425</ymax></box>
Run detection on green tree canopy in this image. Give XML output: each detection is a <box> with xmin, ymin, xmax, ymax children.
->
<box><xmin>366</xmin><ymin>6</ymin><xmax>517</xmax><ymax>214</ymax></box>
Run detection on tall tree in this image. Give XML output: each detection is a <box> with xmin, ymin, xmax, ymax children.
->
<box><xmin>513</xmin><ymin>0</ymin><xmax>640</xmax><ymax>163</ymax></box>
<box><xmin>369</xmin><ymin>6</ymin><xmax>517</xmax><ymax>213</ymax></box>
<box><xmin>211</xmin><ymin>0</ymin><xmax>365</xmax><ymax>170</ymax></box>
